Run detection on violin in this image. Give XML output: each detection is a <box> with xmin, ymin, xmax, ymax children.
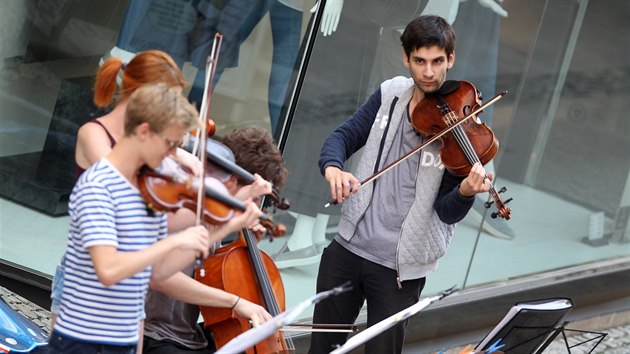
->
<box><xmin>138</xmin><ymin>157</ymin><xmax>271</xmax><ymax>225</ymax></box>
<box><xmin>413</xmin><ymin>80</ymin><xmax>497</xmax><ymax>176</ymax></box>
<box><xmin>182</xmin><ymin>136</ymin><xmax>291</xmax><ymax>213</ymax></box>
<box><xmin>323</xmin><ymin>81</ymin><xmax>512</xmax><ymax>220</ymax></box>
<box><xmin>412</xmin><ymin>80</ymin><xmax>512</xmax><ymax>219</ymax></box>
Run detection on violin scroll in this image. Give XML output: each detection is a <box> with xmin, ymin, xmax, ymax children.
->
<box><xmin>266</xmin><ymin>188</ymin><xmax>290</xmax><ymax>211</ymax></box>
<box><xmin>257</xmin><ymin>219</ymin><xmax>287</xmax><ymax>239</ymax></box>
<box><xmin>483</xmin><ymin>187</ymin><xmax>512</xmax><ymax>220</ymax></box>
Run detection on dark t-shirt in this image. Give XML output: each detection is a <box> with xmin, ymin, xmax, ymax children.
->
<box><xmin>143</xmin><ymin>264</ymin><xmax>208</xmax><ymax>350</ymax></box>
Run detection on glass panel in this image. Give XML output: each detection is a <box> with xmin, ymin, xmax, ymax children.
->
<box><xmin>268</xmin><ymin>0</ymin><xmax>506</xmax><ymax>307</ymax></box>
<box><xmin>268</xmin><ymin>0</ymin><xmax>413</xmax><ymax>310</ymax></box>
<box><xmin>466</xmin><ymin>0</ymin><xmax>630</xmax><ymax>285</ymax></box>
<box><xmin>0</xmin><ymin>0</ymin><xmax>126</xmax><ymax>273</ymax></box>
<box><xmin>270</xmin><ymin>0</ymin><xmax>630</xmax><ymax>317</ymax></box>
<box><xmin>1</xmin><ymin>0</ymin><xmax>629</xmax><ymax>328</ymax></box>
<box><xmin>0</xmin><ymin>0</ymin><xmax>311</xmax><ymax>275</ymax></box>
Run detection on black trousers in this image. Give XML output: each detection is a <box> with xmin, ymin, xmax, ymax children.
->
<box><xmin>44</xmin><ymin>331</ymin><xmax>135</xmax><ymax>354</ymax></box>
<box><xmin>308</xmin><ymin>240</ymin><xmax>425</xmax><ymax>354</ymax></box>
<box><xmin>143</xmin><ymin>337</ymin><xmax>215</xmax><ymax>354</ymax></box>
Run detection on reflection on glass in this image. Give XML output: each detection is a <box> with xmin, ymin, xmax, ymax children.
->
<box><xmin>101</xmin><ymin>0</ymin><xmax>304</xmax><ymax>135</ymax></box>
<box><xmin>0</xmin><ymin>0</ymin><xmax>627</xmax><ymax>325</ymax></box>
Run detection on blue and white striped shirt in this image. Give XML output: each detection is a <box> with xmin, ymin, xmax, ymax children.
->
<box><xmin>55</xmin><ymin>159</ymin><xmax>167</xmax><ymax>345</ymax></box>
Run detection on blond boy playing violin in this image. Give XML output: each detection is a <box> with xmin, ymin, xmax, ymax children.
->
<box><xmin>45</xmin><ymin>84</ymin><xmax>261</xmax><ymax>354</ymax></box>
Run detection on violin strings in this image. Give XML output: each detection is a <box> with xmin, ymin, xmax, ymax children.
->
<box><xmin>451</xmin><ymin>122</ymin><xmax>502</xmax><ymax>209</ymax></box>
<box><xmin>441</xmin><ymin>105</ymin><xmax>502</xmax><ymax>208</ymax></box>
<box><xmin>442</xmin><ymin>107</ymin><xmax>480</xmax><ymax>166</ymax></box>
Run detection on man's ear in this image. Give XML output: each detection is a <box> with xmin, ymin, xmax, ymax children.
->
<box><xmin>402</xmin><ymin>49</ymin><xmax>410</xmax><ymax>68</ymax></box>
<box><xmin>447</xmin><ymin>51</ymin><xmax>456</xmax><ymax>69</ymax></box>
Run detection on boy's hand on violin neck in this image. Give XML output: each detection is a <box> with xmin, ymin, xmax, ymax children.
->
<box><xmin>230</xmin><ymin>199</ymin><xmax>262</xmax><ymax>231</ymax></box>
<box><xmin>250</xmin><ymin>174</ymin><xmax>274</xmax><ymax>199</ymax></box>
<box><xmin>174</xmin><ymin>147</ymin><xmax>202</xmax><ymax>177</ymax></box>
<box><xmin>458</xmin><ymin>162</ymin><xmax>494</xmax><ymax>197</ymax></box>
<box><xmin>176</xmin><ymin>225</ymin><xmax>211</xmax><ymax>258</ymax></box>
<box><xmin>324</xmin><ymin>166</ymin><xmax>360</xmax><ymax>204</ymax></box>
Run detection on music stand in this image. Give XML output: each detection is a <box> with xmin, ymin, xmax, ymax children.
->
<box><xmin>534</xmin><ymin>322</ymin><xmax>607</xmax><ymax>354</ymax></box>
<box><xmin>474</xmin><ymin>297</ymin><xmax>607</xmax><ymax>353</ymax></box>
<box><xmin>475</xmin><ymin>298</ymin><xmax>573</xmax><ymax>353</ymax></box>
<box><xmin>330</xmin><ymin>286</ymin><xmax>457</xmax><ymax>354</ymax></box>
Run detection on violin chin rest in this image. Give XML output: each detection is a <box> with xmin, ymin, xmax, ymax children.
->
<box><xmin>438</xmin><ymin>80</ymin><xmax>461</xmax><ymax>95</ymax></box>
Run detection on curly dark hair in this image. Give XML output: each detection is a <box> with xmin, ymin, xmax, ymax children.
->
<box><xmin>221</xmin><ymin>127</ymin><xmax>288</xmax><ymax>190</ymax></box>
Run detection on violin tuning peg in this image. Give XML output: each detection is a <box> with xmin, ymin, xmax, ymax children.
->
<box><xmin>484</xmin><ymin>200</ymin><xmax>495</xmax><ymax>209</ymax></box>
<box><xmin>498</xmin><ymin>186</ymin><xmax>507</xmax><ymax>194</ymax></box>
<box><xmin>490</xmin><ymin>211</ymin><xmax>499</xmax><ymax>219</ymax></box>
<box><xmin>504</xmin><ymin>197</ymin><xmax>513</xmax><ymax>205</ymax></box>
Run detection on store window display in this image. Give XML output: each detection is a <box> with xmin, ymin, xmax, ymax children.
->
<box><xmin>100</xmin><ymin>0</ymin><xmax>304</xmax><ymax>134</ymax></box>
<box><xmin>276</xmin><ymin>0</ymin><xmax>512</xmax><ymax>272</ymax></box>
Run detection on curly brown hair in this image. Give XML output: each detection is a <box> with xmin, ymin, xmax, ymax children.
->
<box><xmin>221</xmin><ymin>128</ymin><xmax>288</xmax><ymax>190</ymax></box>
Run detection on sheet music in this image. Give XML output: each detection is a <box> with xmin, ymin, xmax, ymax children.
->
<box><xmin>475</xmin><ymin>298</ymin><xmax>573</xmax><ymax>351</ymax></box>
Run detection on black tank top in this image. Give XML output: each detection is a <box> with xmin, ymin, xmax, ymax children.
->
<box><xmin>75</xmin><ymin>119</ymin><xmax>117</xmax><ymax>178</ymax></box>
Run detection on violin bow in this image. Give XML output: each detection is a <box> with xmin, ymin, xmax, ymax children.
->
<box><xmin>324</xmin><ymin>91</ymin><xmax>507</xmax><ymax>208</ymax></box>
<box><xmin>215</xmin><ymin>281</ymin><xmax>353</xmax><ymax>354</ymax></box>
<box><xmin>195</xmin><ymin>33</ymin><xmax>223</xmax><ymax>277</ymax></box>
<box><xmin>329</xmin><ymin>286</ymin><xmax>458</xmax><ymax>354</ymax></box>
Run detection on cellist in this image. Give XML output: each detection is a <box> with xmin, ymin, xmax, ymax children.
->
<box><xmin>143</xmin><ymin>127</ymin><xmax>288</xmax><ymax>354</ymax></box>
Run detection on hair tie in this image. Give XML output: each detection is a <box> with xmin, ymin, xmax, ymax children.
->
<box><xmin>116</xmin><ymin>61</ymin><xmax>128</xmax><ymax>87</ymax></box>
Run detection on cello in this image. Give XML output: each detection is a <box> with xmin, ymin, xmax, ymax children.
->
<box><xmin>188</xmin><ymin>32</ymin><xmax>294</xmax><ymax>353</ymax></box>
<box><xmin>196</xmin><ymin>226</ymin><xmax>294</xmax><ymax>354</ymax></box>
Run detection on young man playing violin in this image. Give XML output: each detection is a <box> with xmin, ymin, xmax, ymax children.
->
<box><xmin>142</xmin><ymin>127</ymin><xmax>288</xmax><ymax>354</ymax></box>
<box><xmin>310</xmin><ymin>15</ymin><xmax>493</xmax><ymax>354</ymax></box>
<box><xmin>45</xmin><ymin>84</ymin><xmax>262</xmax><ymax>354</ymax></box>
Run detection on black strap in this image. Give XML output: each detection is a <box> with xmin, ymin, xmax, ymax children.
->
<box><xmin>373</xmin><ymin>96</ymin><xmax>399</xmax><ymax>174</ymax></box>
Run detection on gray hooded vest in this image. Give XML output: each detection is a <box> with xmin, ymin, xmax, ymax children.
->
<box><xmin>336</xmin><ymin>76</ymin><xmax>456</xmax><ymax>281</ymax></box>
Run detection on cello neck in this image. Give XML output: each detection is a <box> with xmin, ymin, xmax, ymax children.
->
<box><xmin>242</xmin><ymin>228</ymin><xmax>281</xmax><ymax>315</ymax></box>
<box><xmin>242</xmin><ymin>228</ymin><xmax>295</xmax><ymax>350</ymax></box>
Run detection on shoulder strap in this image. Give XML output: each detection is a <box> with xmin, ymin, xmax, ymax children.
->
<box><xmin>88</xmin><ymin>119</ymin><xmax>116</xmax><ymax>147</ymax></box>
